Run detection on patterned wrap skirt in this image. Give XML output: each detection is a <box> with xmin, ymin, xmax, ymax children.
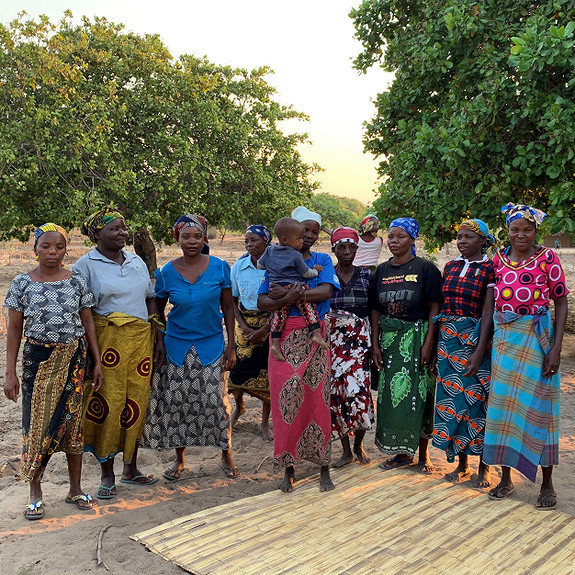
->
<box><xmin>432</xmin><ymin>315</ymin><xmax>491</xmax><ymax>462</ymax></box>
<box><xmin>326</xmin><ymin>310</ymin><xmax>374</xmax><ymax>440</ymax></box>
<box><xmin>142</xmin><ymin>347</ymin><xmax>232</xmax><ymax>450</ymax></box>
<box><xmin>268</xmin><ymin>316</ymin><xmax>332</xmax><ymax>470</ymax></box>
<box><xmin>227</xmin><ymin>303</ymin><xmax>270</xmax><ymax>402</ymax></box>
<box><xmin>20</xmin><ymin>337</ymin><xmax>87</xmax><ymax>481</ymax></box>
<box><xmin>375</xmin><ymin>316</ymin><xmax>435</xmax><ymax>457</ymax></box>
<box><xmin>83</xmin><ymin>313</ymin><xmax>154</xmax><ymax>463</ymax></box>
<box><xmin>483</xmin><ymin>309</ymin><xmax>560</xmax><ymax>482</ymax></box>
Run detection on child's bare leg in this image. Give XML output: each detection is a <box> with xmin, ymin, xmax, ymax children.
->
<box><xmin>270</xmin><ymin>337</ymin><xmax>286</xmax><ymax>361</ymax></box>
<box><xmin>310</xmin><ymin>327</ymin><xmax>329</xmax><ymax>349</ymax></box>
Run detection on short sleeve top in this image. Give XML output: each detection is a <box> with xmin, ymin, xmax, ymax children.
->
<box><xmin>442</xmin><ymin>255</ymin><xmax>495</xmax><ymax>318</ymax></box>
<box><xmin>258</xmin><ymin>251</ymin><xmax>340</xmax><ymax>319</ymax></box>
<box><xmin>4</xmin><ymin>272</ymin><xmax>94</xmax><ymax>343</ymax></box>
<box><xmin>330</xmin><ymin>266</ymin><xmax>370</xmax><ymax>318</ymax></box>
<box><xmin>493</xmin><ymin>247</ymin><xmax>569</xmax><ymax>314</ymax></box>
<box><xmin>370</xmin><ymin>256</ymin><xmax>443</xmax><ymax>321</ymax></box>
<box><xmin>231</xmin><ymin>254</ymin><xmax>266</xmax><ymax>311</ymax></box>
<box><xmin>155</xmin><ymin>256</ymin><xmax>232</xmax><ymax>367</ymax></box>
<box><xmin>72</xmin><ymin>248</ymin><xmax>154</xmax><ymax>321</ymax></box>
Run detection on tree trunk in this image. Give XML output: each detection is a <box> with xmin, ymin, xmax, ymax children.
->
<box><xmin>133</xmin><ymin>227</ymin><xmax>157</xmax><ymax>279</ymax></box>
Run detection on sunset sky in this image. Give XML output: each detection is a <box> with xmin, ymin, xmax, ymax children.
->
<box><xmin>1</xmin><ymin>0</ymin><xmax>394</xmax><ymax>204</ymax></box>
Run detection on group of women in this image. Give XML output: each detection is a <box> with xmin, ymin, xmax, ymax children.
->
<box><xmin>3</xmin><ymin>202</ymin><xmax>567</xmax><ymax>519</ymax></box>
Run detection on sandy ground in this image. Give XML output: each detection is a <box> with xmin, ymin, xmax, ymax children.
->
<box><xmin>1</xmin><ymin>236</ymin><xmax>575</xmax><ymax>575</ymax></box>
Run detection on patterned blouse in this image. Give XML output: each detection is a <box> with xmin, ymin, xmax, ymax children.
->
<box><xmin>442</xmin><ymin>255</ymin><xmax>495</xmax><ymax>319</ymax></box>
<box><xmin>4</xmin><ymin>273</ymin><xmax>95</xmax><ymax>344</ymax></box>
<box><xmin>330</xmin><ymin>266</ymin><xmax>370</xmax><ymax>318</ymax></box>
<box><xmin>494</xmin><ymin>247</ymin><xmax>569</xmax><ymax>315</ymax></box>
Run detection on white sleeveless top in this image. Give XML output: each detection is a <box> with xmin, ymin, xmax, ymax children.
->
<box><xmin>354</xmin><ymin>236</ymin><xmax>383</xmax><ymax>267</ymax></box>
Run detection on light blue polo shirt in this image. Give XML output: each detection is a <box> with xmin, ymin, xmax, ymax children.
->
<box><xmin>231</xmin><ymin>254</ymin><xmax>266</xmax><ymax>311</ymax></box>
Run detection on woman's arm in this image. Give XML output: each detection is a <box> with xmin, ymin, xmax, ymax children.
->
<box><xmin>421</xmin><ymin>301</ymin><xmax>441</xmax><ymax>369</ymax></box>
<box><xmin>463</xmin><ymin>287</ymin><xmax>495</xmax><ymax>377</ymax></box>
<box><xmin>257</xmin><ymin>283</ymin><xmax>305</xmax><ymax>312</ymax></box>
<box><xmin>148</xmin><ymin>296</ymin><xmax>166</xmax><ymax>368</ymax></box>
<box><xmin>232</xmin><ymin>296</ymin><xmax>252</xmax><ymax>335</ymax></box>
<box><xmin>302</xmin><ymin>283</ymin><xmax>334</xmax><ymax>304</ymax></box>
<box><xmin>4</xmin><ymin>309</ymin><xmax>24</xmax><ymax>402</ymax></box>
<box><xmin>79</xmin><ymin>308</ymin><xmax>103</xmax><ymax>391</ymax></box>
<box><xmin>221</xmin><ymin>288</ymin><xmax>236</xmax><ymax>371</ymax></box>
<box><xmin>371</xmin><ymin>308</ymin><xmax>383</xmax><ymax>370</ymax></box>
<box><xmin>543</xmin><ymin>295</ymin><xmax>568</xmax><ymax>377</ymax></box>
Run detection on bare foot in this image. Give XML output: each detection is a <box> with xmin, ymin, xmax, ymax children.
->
<box><xmin>279</xmin><ymin>466</ymin><xmax>295</xmax><ymax>492</ymax></box>
<box><xmin>271</xmin><ymin>344</ymin><xmax>286</xmax><ymax>361</ymax></box>
<box><xmin>311</xmin><ymin>331</ymin><xmax>329</xmax><ymax>350</ymax></box>
<box><xmin>353</xmin><ymin>445</ymin><xmax>371</xmax><ymax>464</ymax></box>
<box><xmin>231</xmin><ymin>399</ymin><xmax>246</xmax><ymax>426</ymax></box>
<box><xmin>261</xmin><ymin>423</ymin><xmax>274</xmax><ymax>442</ymax></box>
<box><xmin>473</xmin><ymin>465</ymin><xmax>492</xmax><ymax>488</ymax></box>
<box><xmin>332</xmin><ymin>453</ymin><xmax>354</xmax><ymax>468</ymax></box>
<box><xmin>445</xmin><ymin>465</ymin><xmax>472</xmax><ymax>483</ymax></box>
<box><xmin>320</xmin><ymin>465</ymin><xmax>335</xmax><ymax>492</ymax></box>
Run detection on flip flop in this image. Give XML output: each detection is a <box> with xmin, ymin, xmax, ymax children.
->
<box><xmin>96</xmin><ymin>484</ymin><xmax>117</xmax><ymax>499</ymax></box>
<box><xmin>379</xmin><ymin>457</ymin><xmax>413</xmax><ymax>471</ymax></box>
<box><xmin>119</xmin><ymin>474</ymin><xmax>158</xmax><ymax>485</ymax></box>
<box><xmin>221</xmin><ymin>464</ymin><xmax>240</xmax><ymax>478</ymax></box>
<box><xmin>65</xmin><ymin>493</ymin><xmax>96</xmax><ymax>510</ymax></box>
<box><xmin>163</xmin><ymin>468</ymin><xmax>192</xmax><ymax>482</ymax></box>
<box><xmin>418</xmin><ymin>461</ymin><xmax>434</xmax><ymax>474</ymax></box>
<box><xmin>536</xmin><ymin>488</ymin><xmax>557</xmax><ymax>511</ymax></box>
<box><xmin>24</xmin><ymin>500</ymin><xmax>45</xmax><ymax>521</ymax></box>
<box><xmin>488</xmin><ymin>484</ymin><xmax>515</xmax><ymax>500</ymax></box>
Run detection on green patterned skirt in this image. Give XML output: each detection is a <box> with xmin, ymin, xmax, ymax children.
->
<box><xmin>375</xmin><ymin>316</ymin><xmax>435</xmax><ymax>457</ymax></box>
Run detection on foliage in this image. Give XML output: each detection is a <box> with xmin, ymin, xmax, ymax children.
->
<box><xmin>309</xmin><ymin>192</ymin><xmax>368</xmax><ymax>229</ymax></box>
<box><xmin>350</xmin><ymin>0</ymin><xmax>575</xmax><ymax>246</ymax></box>
<box><xmin>0</xmin><ymin>12</ymin><xmax>318</xmax><ymax>246</ymax></box>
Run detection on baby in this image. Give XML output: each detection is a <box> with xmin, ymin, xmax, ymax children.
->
<box><xmin>258</xmin><ymin>217</ymin><xmax>329</xmax><ymax>360</ymax></box>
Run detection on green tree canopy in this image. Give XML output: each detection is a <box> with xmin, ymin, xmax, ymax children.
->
<box><xmin>351</xmin><ymin>0</ymin><xmax>575</xmax><ymax>246</ymax></box>
<box><xmin>309</xmin><ymin>192</ymin><xmax>369</xmax><ymax>230</ymax></box>
<box><xmin>0</xmin><ymin>12</ymin><xmax>318</xmax><ymax>267</ymax></box>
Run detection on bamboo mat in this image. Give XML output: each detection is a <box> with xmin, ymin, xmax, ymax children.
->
<box><xmin>131</xmin><ymin>463</ymin><xmax>575</xmax><ymax>575</ymax></box>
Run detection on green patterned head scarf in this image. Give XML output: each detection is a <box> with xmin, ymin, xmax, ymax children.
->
<box><xmin>81</xmin><ymin>208</ymin><xmax>125</xmax><ymax>243</ymax></box>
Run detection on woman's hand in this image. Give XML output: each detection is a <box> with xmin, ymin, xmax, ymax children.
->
<box><xmin>223</xmin><ymin>344</ymin><xmax>236</xmax><ymax>372</ymax></box>
<box><xmin>154</xmin><ymin>336</ymin><xmax>166</xmax><ymax>369</ymax></box>
<box><xmin>91</xmin><ymin>362</ymin><xmax>104</xmax><ymax>392</ymax></box>
<box><xmin>420</xmin><ymin>341</ymin><xmax>434</xmax><ymax>371</ymax></box>
<box><xmin>268</xmin><ymin>282</ymin><xmax>304</xmax><ymax>302</ymax></box>
<box><xmin>543</xmin><ymin>346</ymin><xmax>561</xmax><ymax>378</ymax></box>
<box><xmin>4</xmin><ymin>374</ymin><xmax>20</xmax><ymax>402</ymax></box>
<box><xmin>463</xmin><ymin>348</ymin><xmax>484</xmax><ymax>378</ymax></box>
<box><xmin>246</xmin><ymin>326</ymin><xmax>269</xmax><ymax>344</ymax></box>
<box><xmin>372</xmin><ymin>346</ymin><xmax>383</xmax><ymax>370</ymax></box>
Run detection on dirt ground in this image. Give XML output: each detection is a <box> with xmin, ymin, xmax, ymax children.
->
<box><xmin>1</xmin><ymin>235</ymin><xmax>575</xmax><ymax>575</ymax></box>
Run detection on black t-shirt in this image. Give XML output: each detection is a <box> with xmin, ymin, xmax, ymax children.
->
<box><xmin>370</xmin><ymin>256</ymin><xmax>443</xmax><ymax>320</ymax></box>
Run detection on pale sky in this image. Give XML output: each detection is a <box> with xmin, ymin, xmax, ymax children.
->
<box><xmin>0</xmin><ymin>1</ymin><xmax>393</xmax><ymax>204</ymax></box>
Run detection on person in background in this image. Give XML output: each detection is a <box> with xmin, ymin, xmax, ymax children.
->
<box><xmin>354</xmin><ymin>214</ymin><xmax>384</xmax><ymax>271</ymax></box>
<box><xmin>328</xmin><ymin>227</ymin><xmax>374</xmax><ymax>468</ymax></box>
<box><xmin>371</xmin><ymin>217</ymin><xmax>442</xmax><ymax>473</ymax></box>
<box><xmin>483</xmin><ymin>204</ymin><xmax>568</xmax><ymax>510</ymax></box>
<box><xmin>228</xmin><ymin>225</ymin><xmax>273</xmax><ymax>442</ymax></box>
<box><xmin>432</xmin><ymin>219</ymin><xmax>495</xmax><ymax>488</ymax></box>
<box><xmin>5</xmin><ymin>223</ymin><xmax>103</xmax><ymax>519</ymax></box>
<box><xmin>73</xmin><ymin>208</ymin><xmax>163</xmax><ymax>499</ymax></box>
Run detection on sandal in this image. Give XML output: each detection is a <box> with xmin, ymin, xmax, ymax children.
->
<box><xmin>418</xmin><ymin>461</ymin><xmax>434</xmax><ymax>474</ymax></box>
<box><xmin>119</xmin><ymin>474</ymin><xmax>158</xmax><ymax>485</ymax></box>
<box><xmin>96</xmin><ymin>484</ymin><xmax>117</xmax><ymax>500</ymax></box>
<box><xmin>221</xmin><ymin>464</ymin><xmax>240</xmax><ymax>478</ymax></box>
<box><xmin>24</xmin><ymin>500</ymin><xmax>45</xmax><ymax>521</ymax></box>
<box><xmin>65</xmin><ymin>493</ymin><xmax>96</xmax><ymax>511</ymax></box>
<box><xmin>379</xmin><ymin>457</ymin><xmax>413</xmax><ymax>471</ymax></box>
<box><xmin>536</xmin><ymin>488</ymin><xmax>557</xmax><ymax>511</ymax></box>
<box><xmin>488</xmin><ymin>484</ymin><xmax>515</xmax><ymax>500</ymax></box>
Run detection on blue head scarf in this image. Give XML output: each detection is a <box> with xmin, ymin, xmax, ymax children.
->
<box><xmin>246</xmin><ymin>225</ymin><xmax>272</xmax><ymax>245</ymax></box>
<box><xmin>501</xmin><ymin>203</ymin><xmax>547</xmax><ymax>228</ymax></box>
<box><xmin>389</xmin><ymin>218</ymin><xmax>419</xmax><ymax>255</ymax></box>
<box><xmin>458</xmin><ymin>219</ymin><xmax>496</xmax><ymax>252</ymax></box>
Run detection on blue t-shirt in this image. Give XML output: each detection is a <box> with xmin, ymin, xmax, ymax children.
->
<box><xmin>258</xmin><ymin>252</ymin><xmax>340</xmax><ymax>319</ymax></box>
<box><xmin>155</xmin><ymin>256</ymin><xmax>231</xmax><ymax>367</ymax></box>
<box><xmin>257</xmin><ymin>244</ymin><xmax>318</xmax><ymax>285</ymax></box>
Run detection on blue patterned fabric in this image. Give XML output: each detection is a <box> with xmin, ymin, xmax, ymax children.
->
<box><xmin>246</xmin><ymin>225</ymin><xmax>272</xmax><ymax>244</ymax></box>
<box><xmin>501</xmin><ymin>203</ymin><xmax>547</xmax><ymax>228</ymax></box>
<box><xmin>389</xmin><ymin>218</ymin><xmax>419</xmax><ymax>255</ymax></box>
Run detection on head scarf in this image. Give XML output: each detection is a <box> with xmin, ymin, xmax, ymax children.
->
<box><xmin>173</xmin><ymin>214</ymin><xmax>208</xmax><ymax>241</ymax></box>
<box><xmin>389</xmin><ymin>217</ymin><xmax>419</xmax><ymax>255</ymax></box>
<box><xmin>291</xmin><ymin>206</ymin><xmax>322</xmax><ymax>226</ymax></box>
<box><xmin>331</xmin><ymin>227</ymin><xmax>359</xmax><ymax>247</ymax></box>
<box><xmin>501</xmin><ymin>203</ymin><xmax>547</xmax><ymax>228</ymax></box>
<box><xmin>246</xmin><ymin>224</ymin><xmax>272</xmax><ymax>245</ymax></box>
<box><xmin>458</xmin><ymin>219</ymin><xmax>496</xmax><ymax>251</ymax></box>
<box><xmin>81</xmin><ymin>208</ymin><xmax>125</xmax><ymax>243</ymax></box>
<box><xmin>358</xmin><ymin>214</ymin><xmax>380</xmax><ymax>235</ymax></box>
<box><xmin>34</xmin><ymin>223</ymin><xmax>68</xmax><ymax>248</ymax></box>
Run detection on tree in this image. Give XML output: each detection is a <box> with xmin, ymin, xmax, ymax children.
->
<box><xmin>309</xmin><ymin>192</ymin><xmax>368</xmax><ymax>230</ymax></box>
<box><xmin>350</xmin><ymin>1</ymin><xmax>575</xmax><ymax>246</ymax></box>
<box><xmin>0</xmin><ymin>12</ymin><xmax>318</xmax><ymax>271</ymax></box>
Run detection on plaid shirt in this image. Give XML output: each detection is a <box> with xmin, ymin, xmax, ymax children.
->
<box><xmin>442</xmin><ymin>255</ymin><xmax>495</xmax><ymax>318</ymax></box>
<box><xmin>330</xmin><ymin>266</ymin><xmax>370</xmax><ymax>318</ymax></box>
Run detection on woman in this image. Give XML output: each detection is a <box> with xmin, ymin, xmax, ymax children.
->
<box><xmin>328</xmin><ymin>227</ymin><xmax>374</xmax><ymax>468</ymax></box>
<box><xmin>4</xmin><ymin>223</ymin><xmax>103</xmax><ymax>519</ymax></box>
<box><xmin>354</xmin><ymin>214</ymin><xmax>383</xmax><ymax>270</ymax></box>
<box><xmin>228</xmin><ymin>225</ymin><xmax>273</xmax><ymax>442</ymax></box>
<box><xmin>483</xmin><ymin>204</ymin><xmax>568</xmax><ymax>510</ymax></box>
<box><xmin>371</xmin><ymin>218</ymin><xmax>442</xmax><ymax>473</ymax></box>
<box><xmin>142</xmin><ymin>214</ymin><xmax>239</xmax><ymax>479</ymax></box>
<box><xmin>432</xmin><ymin>219</ymin><xmax>495</xmax><ymax>487</ymax></box>
<box><xmin>257</xmin><ymin>206</ymin><xmax>340</xmax><ymax>492</ymax></box>
<box><xmin>73</xmin><ymin>208</ymin><xmax>163</xmax><ymax>499</ymax></box>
